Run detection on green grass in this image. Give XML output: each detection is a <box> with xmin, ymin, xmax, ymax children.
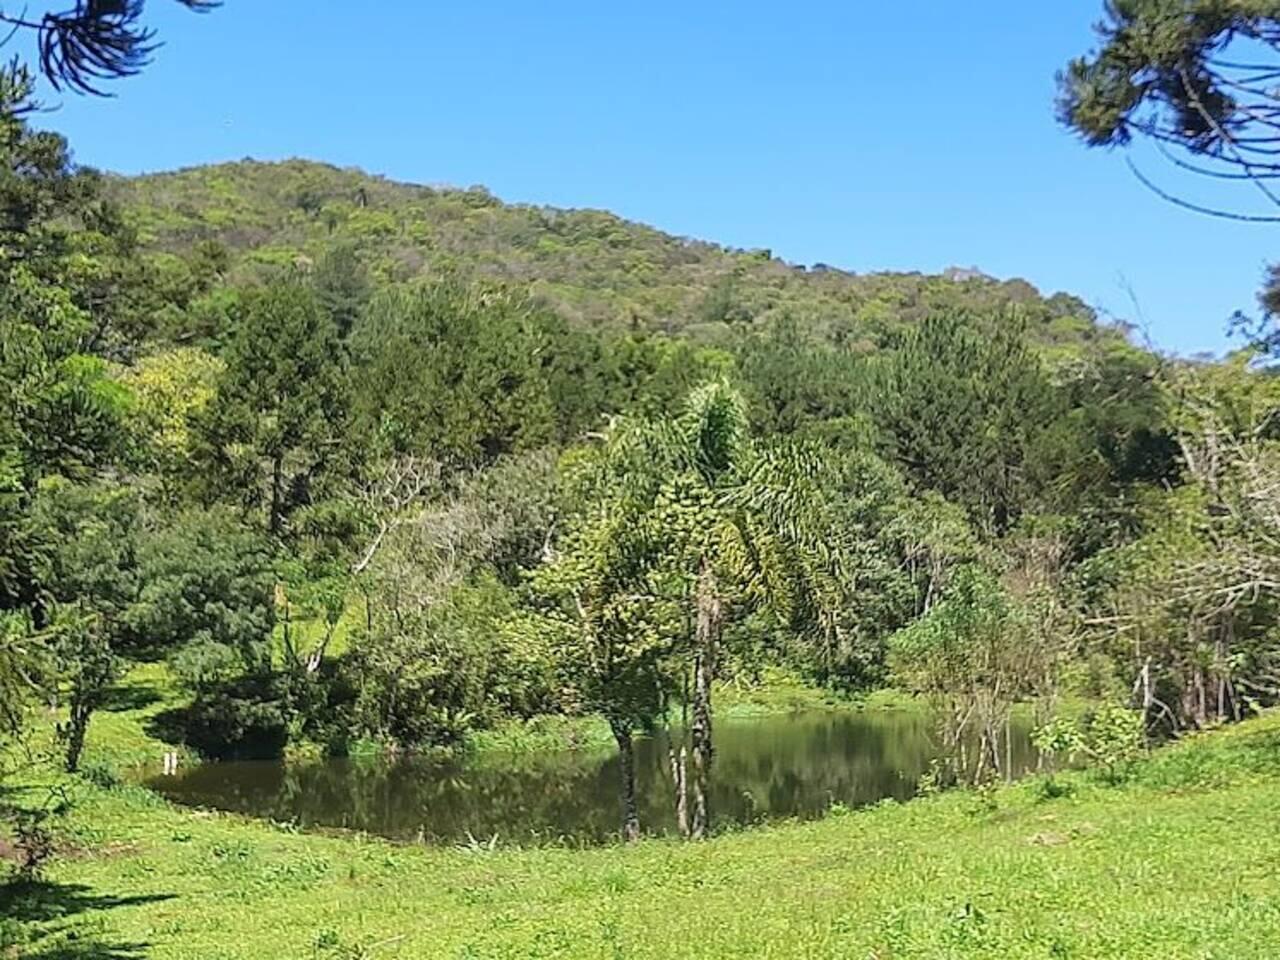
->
<box><xmin>6</xmin><ymin>703</ymin><xmax>1280</xmax><ymax>958</ymax></box>
<box><xmin>18</xmin><ymin>664</ymin><xmax>195</xmax><ymax>775</ymax></box>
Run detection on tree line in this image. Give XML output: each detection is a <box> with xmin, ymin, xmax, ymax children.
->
<box><xmin>4</xmin><ymin>3</ymin><xmax>1280</xmax><ymax>839</ymax></box>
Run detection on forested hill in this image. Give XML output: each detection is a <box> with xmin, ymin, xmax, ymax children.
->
<box><xmin>111</xmin><ymin>158</ymin><xmax>1121</xmax><ymax>352</ymax></box>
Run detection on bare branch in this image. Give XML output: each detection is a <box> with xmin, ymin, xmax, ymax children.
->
<box><xmin>1126</xmin><ymin>158</ymin><xmax>1280</xmax><ymax>221</ymax></box>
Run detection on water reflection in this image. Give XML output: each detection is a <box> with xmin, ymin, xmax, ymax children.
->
<box><xmin>147</xmin><ymin>709</ymin><xmax>1037</xmax><ymax>844</ymax></box>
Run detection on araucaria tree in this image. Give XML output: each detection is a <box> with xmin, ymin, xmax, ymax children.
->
<box><xmin>0</xmin><ymin>1</ymin><xmax>221</xmax><ymax>95</ymax></box>
<box><xmin>1060</xmin><ymin>2</ymin><xmax>1280</xmax><ymax>334</ymax></box>
<box><xmin>1060</xmin><ymin>1</ymin><xmax>1280</xmax><ymax>221</ymax></box>
<box><xmin>197</xmin><ymin>281</ymin><xmax>347</xmax><ymax>537</ymax></box>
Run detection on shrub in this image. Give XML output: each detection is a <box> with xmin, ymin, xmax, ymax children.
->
<box><xmin>1033</xmin><ymin>704</ymin><xmax>1146</xmax><ymax>785</ymax></box>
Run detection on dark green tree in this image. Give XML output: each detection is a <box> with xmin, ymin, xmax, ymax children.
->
<box><xmin>312</xmin><ymin>242</ymin><xmax>371</xmax><ymax>340</ymax></box>
<box><xmin>128</xmin><ymin>507</ymin><xmax>276</xmax><ymax>692</ymax></box>
<box><xmin>0</xmin><ymin>64</ymin><xmax>137</xmax><ymax>755</ymax></box>
<box><xmin>734</xmin><ymin>315</ymin><xmax>865</xmax><ymax>437</ymax></box>
<box><xmin>28</xmin><ymin>477</ymin><xmax>139</xmax><ymax>771</ymax></box>
<box><xmin>198</xmin><ymin>281</ymin><xmax>348</xmax><ymax>536</ymax></box>
<box><xmin>873</xmin><ymin>312</ymin><xmax>1064</xmax><ymax>537</ymax></box>
<box><xmin>349</xmin><ymin>280</ymin><xmax>558</xmax><ymax>465</ymax></box>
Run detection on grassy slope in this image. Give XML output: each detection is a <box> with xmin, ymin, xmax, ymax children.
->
<box><xmin>6</xmin><ymin>705</ymin><xmax>1280</xmax><ymax>958</ymax></box>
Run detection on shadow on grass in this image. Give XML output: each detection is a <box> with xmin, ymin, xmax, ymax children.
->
<box><xmin>0</xmin><ymin>879</ymin><xmax>175</xmax><ymax>923</ymax></box>
<box><xmin>1</xmin><ymin>880</ymin><xmax>171</xmax><ymax>958</ymax></box>
<box><xmin>13</xmin><ymin>938</ymin><xmax>152</xmax><ymax>959</ymax></box>
<box><xmin>144</xmin><ymin>705</ymin><xmax>287</xmax><ymax>760</ymax></box>
<box><xmin>100</xmin><ymin>683</ymin><xmax>164</xmax><ymax>714</ymax></box>
<box><xmin>140</xmin><ymin>708</ymin><xmax>188</xmax><ymax>749</ymax></box>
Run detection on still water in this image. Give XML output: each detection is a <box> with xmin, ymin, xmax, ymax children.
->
<box><xmin>147</xmin><ymin>709</ymin><xmax>1037</xmax><ymax>844</ymax></box>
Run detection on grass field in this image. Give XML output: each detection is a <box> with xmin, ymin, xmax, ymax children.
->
<box><xmin>4</xmin><ymin>688</ymin><xmax>1280</xmax><ymax>959</ymax></box>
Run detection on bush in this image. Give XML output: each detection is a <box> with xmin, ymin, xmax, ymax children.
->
<box><xmin>79</xmin><ymin>759</ymin><xmax>123</xmax><ymax>790</ymax></box>
<box><xmin>1033</xmin><ymin>704</ymin><xmax>1146</xmax><ymax>785</ymax></box>
<box><xmin>9</xmin><ymin>809</ymin><xmax>56</xmax><ymax>882</ymax></box>
<box><xmin>1085</xmin><ymin>704</ymin><xmax>1146</xmax><ymax>783</ymax></box>
<box><xmin>155</xmin><ymin>673</ymin><xmax>294</xmax><ymax>760</ymax></box>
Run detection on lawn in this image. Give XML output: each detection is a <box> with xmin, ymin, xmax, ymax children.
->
<box><xmin>4</xmin><ymin>701</ymin><xmax>1280</xmax><ymax>958</ymax></box>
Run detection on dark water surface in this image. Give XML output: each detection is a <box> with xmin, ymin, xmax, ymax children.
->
<box><xmin>146</xmin><ymin>709</ymin><xmax>1037</xmax><ymax>844</ymax></box>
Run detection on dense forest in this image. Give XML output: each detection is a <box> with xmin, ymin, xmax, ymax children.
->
<box><xmin>7</xmin><ymin>1</ymin><xmax>1280</xmax><ymax>854</ymax></box>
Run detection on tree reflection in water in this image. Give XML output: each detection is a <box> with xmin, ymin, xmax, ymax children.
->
<box><xmin>149</xmin><ymin>710</ymin><xmax>1037</xmax><ymax>844</ymax></box>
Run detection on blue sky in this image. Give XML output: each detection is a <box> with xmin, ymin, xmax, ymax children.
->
<box><xmin>24</xmin><ymin>1</ymin><xmax>1279</xmax><ymax>356</ymax></box>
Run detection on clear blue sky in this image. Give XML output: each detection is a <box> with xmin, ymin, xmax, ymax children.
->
<box><xmin>25</xmin><ymin>0</ymin><xmax>1279</xmax><ymax>356</ymax></box>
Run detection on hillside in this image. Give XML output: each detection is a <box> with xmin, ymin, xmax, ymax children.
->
<box><xmin>112</xmin><ymin>159</ymin><xmax>1122</xmax><ymax>351</ymax></box>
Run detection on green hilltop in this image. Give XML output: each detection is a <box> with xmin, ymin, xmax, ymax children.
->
<box><xmin>111</xmin><ymin>158</ymin><xmax>1122</xmax><ymax>352</ymax></box>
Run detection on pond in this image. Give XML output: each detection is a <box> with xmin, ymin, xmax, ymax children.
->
<box><xmin>146</xmin><ymin>708</ymin><xmax>1038</xmax><ymax>845</ymax></box>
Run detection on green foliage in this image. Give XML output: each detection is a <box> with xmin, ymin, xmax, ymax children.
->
<box><xmin>1059</xmin><ymin>2</ymin><xmax>1280</xmax><ymax>332</ymax></box>
<box><xmin>120</xmin><ymin>346</ymin><xmax>223</xmax><ymax>486</ymax></box>
<box><xmin>1058</xmin><ymin>1</ymin><xmax>1278</xmax><ymax>153</ymax></box>
<box><xmin>348</xmin><ymin>280</ymin><xmax>558</xmax><ymax>464</ymax></box>
<box><xmin>196</xmin><ymin>280</ymin><xmax>347</xmax><ymax>535</ymax></box>
<box><xmin>522</xmin><ymin>456</ymin><xmax>682</xmax><ymax>737</ymax></box>
<box><xmin>350</xmin><ymin>576</ymin><xmax>544</xmax><ymax>749</ymax></box>
<box><xmin>28</xmin><ymin>478</ymin><xmax>140</xmax><ymax>771</ymax></box>
<box><xmin>111</xmin><ymin>159</ymin><xmax>1122</xmax><ymax>354</ymax></box>
<box><xmin>311</xmin><ymin>241</ymin><xmax>371</xmax><ymax>339</ymax></box>
<box><xmin>1034</xmin><ymin>704</ymin><xmax>1147</xmax><ymax>784</ymax></box>
<box><xmin>872</xmin><ymin>312</ymin><xmax>1068</xmax><ymax>536</ymax></box>
<box><xmin>1</xmin><ymin>59</ymin><xmax>1273</xmax><ymax>863</ymax></box>
<box><xmin>128</xmin><ymin>507</ymin><xmax>276</xmax><ymax>693</ymax></box>
<box><xmin>890</xmin><ymin>566</ymin><xmax>1037</xmax><ymax>784</ymax></box>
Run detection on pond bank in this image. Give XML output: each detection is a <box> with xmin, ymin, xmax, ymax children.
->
<box><xmin>6</xmin><ymin>710</ymin><xmax>1280</xmax><ymax>958</ymax></box>
<box><xmin>145</xmin><ymin>704</ymin><xmax>1033</xmax><ymax>844</ymax></box>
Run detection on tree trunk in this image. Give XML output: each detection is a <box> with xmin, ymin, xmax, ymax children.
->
<box><xmin>690</xmin><ymin>557</ymin><xmax>721</xmax><ymax>841</ymax></box>
<box><xmin>64</xmin><ymin>696</ymin><xmax>91</xmax><ymax>774</ymax></box>
<box><xmin>270</xmin><ymin>451</ymin><xmax>285</xmax><ymax>535</ymax></box>
<box><xmin>1215</xmin><ymin>631</ymin><xmax>1227</xmax><ymax>722</ymax></box>
<box><xmin>668</xmin><ymin>742</ymin><xmax>689</xmax><ymax>838</ymax></box>
<box><xmin>306</xmin><ymin>621</ymin><xmax>338</xmax><ymax>674</ymax></box>
<box><xmin>612</xmin><ymin>723</ymin><xmax>640</xmax><ymax>843</ymax></box>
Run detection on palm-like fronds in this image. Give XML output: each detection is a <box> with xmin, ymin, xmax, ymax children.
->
<box><xmin>0</xmin><ymin>1</ymin><xmax>221</xmax><ymax>96</ymax></box>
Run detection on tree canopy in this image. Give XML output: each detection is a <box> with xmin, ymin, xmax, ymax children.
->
<box><xmin>1059</xmin><ymin>1</ymin><xmax>1280</xmax><ymax>222</ymax></box>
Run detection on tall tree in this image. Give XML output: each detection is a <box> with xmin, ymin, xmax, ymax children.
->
<box><xmin>1060</xmin><ymin>3</ymin><xmax>1280</xmax><ymax>342</ymax></box>
<box><xmin>29</xmin><ymin>477</ymin><xmax>139</xmax><ymax>771</ymax></box>
<box><xmin>312</xmin><ymin>242</ymin><xmax>371</xmax><ymax>341</ymax></box>
<box><xmin>520</xmin><ymin>483</ymin><xmax>679</xmax><ymax>841</ymax></box>
<box><xmin>198</xmin><ymin>281</ymin><xmax>347</xmax><ymax>537</ymax></box>
<box><xmin>0</xmin><ymin>63</ymin><xmax>137</xmax><ymax>752</ymax></box>
<box><xmin>573</xmin><ymin>382</ymin><xmax>856</xmax><ymax>838</ymax></box>
<box><xmin>873</xmin><ymin>312</ymin><xmax>1063</xmax><ymax>538</ymax></box>
<box><xmin>348</xmin><ymin>280</ymin><xmax>559</xmax><ymax>466</ymax></box>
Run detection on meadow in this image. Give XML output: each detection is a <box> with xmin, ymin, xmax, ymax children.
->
<box><xmin>5</xmin><ymin>690</ymin><xmax>1280</xmax><ymax>959</ymax></box>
